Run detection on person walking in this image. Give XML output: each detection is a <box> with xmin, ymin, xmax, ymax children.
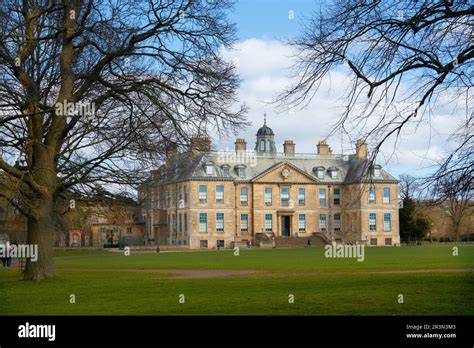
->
<box><xmin>5</xmin><ymin>242</ymin><xmax>13</xmax><ymax>267</ymax></box>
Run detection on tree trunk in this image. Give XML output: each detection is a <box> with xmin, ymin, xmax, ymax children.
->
<box><xmin>23</xmin><ymin>198</ymin><xmax>56</xmax><ymax>281</ymax></box>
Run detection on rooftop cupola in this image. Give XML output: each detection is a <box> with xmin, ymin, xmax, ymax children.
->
<box><xmin>255</xmin><ymin>113</ymin><xmax>276</xmax><ymax>155</ymax></box>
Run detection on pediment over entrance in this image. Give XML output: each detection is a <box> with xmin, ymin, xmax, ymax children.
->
<box><xmin>251</xmin><ymin>162</ymin><xmax>319</xmax><ymax>183</ymax></box>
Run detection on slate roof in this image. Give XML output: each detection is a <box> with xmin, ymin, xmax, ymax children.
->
<box><xmin>144</xmin><ymin>151</ymin><xmax>398</xmax><ymax>186</ymax></box>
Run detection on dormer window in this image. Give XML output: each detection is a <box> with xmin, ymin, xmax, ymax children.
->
<box><xmin>221</xmin><ymin>164</ymin><xmax>230</xmax><ymax>176</ymax></box>
<box><xmin>373</xmin><ymin>165</ymin><xmax>382</xmax><ymax>178</ymax></box>
<box><xmin>328</xmin><ymin>167</ymin><xmax>339</xmax><ymax>179</ymax></box>
<box><xmin>205</xmin><ymin>163</ymin><xmax>214</xmax><ymax>175</ymax></box>
<box><xmin>313</xmin><ymin>166</ymin><xmax>325</xmax><ymax>179</ymax></box>
<box><xmin>235</xmin><ymin>164</ymin><xmax>247</xmax><ymax>178</ymax></box>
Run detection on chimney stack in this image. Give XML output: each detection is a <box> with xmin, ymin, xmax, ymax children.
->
<box><xmin>165</xmin><ymin>141</ymin><xmax>178</xmax><ymax>161</ymax></box>
<box><xmin>190</xmin><ymin>136</ymin><xmax>211</xmax><ymax>154</ymax></box>
<box><xmin>234</xmin><ymin>138</ymin><xmax>247</xmax><ymax>153</ymax></box>
<box><xmin>355</xmin><ymin>140</ymin><xmax>368</xmax><ymax>160</ymax></box>
<box><xmin>317</xmin><ymin>140</ymin><xmax>332</xmax><ymax>155</ymax></box>
<box><xmin>283</xmin><ymin>140</ymin><xmax>295</xmax><ymax>156</ymax></box>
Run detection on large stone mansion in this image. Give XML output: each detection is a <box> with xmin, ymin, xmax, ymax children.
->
<box><xmin>139</xmin><ymin>120</ymin><xmax>400</xmax><ymax>249</ymax></box>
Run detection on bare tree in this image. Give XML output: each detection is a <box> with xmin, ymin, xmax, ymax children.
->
<box><xmin>398</xmin><ymin>174</ymin><xmax>420</xmax><ymax>200</ymax></box>
<box><xmin>0</xmin><ymin>0</ymin><xmax>247</xmax><ymax>280</ymax></box>
<box><xmin>438</xmin><ymin>173</ymin><xmax>473</xmax><ymax>241</ymax></box>
<box><xmin>278</xmin><ymin>0</ymin><xmax>473</xmax><ymax>196</ymax></box>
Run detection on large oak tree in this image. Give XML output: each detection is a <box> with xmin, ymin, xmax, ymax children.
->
<box><xmin>0</xmin><ymin>0</ymin><xmax>247</xmax><ymax>280</ymax></box>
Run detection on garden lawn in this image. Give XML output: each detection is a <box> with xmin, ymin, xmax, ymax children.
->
<box><xmin>0</xmin><ymin>245</ymin><xmax>472</xmax><ymax>315</ymax></box>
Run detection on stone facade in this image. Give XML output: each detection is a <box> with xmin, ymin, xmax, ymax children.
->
<box><xmin>139</xmin><ymin>122</ymin><xmax>400</xmax><ymax>249</ymax></box>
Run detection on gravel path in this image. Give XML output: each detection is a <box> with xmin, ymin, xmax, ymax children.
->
<box><xmin>55</xmin><ymin>267</ymin><xmax>474</xmax><ymax>279</ymax></box>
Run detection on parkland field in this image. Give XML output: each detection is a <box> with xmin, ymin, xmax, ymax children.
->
<box><xmin>1</xmin><ymin>245</ymin><xmax>473</xmax><ymax>315</ymax></box>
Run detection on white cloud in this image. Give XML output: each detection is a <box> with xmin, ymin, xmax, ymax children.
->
<box><xmin>216</xmin><ymin>38</ymin><xmax>467</xmax><ymax>178</ymax></box>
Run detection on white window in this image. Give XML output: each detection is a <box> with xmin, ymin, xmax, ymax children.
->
<box><xmin>216</xmin><ymin>213</ymin><xmax>224</xmax><ymax>232</ymax></box>
<box><xmin>260</xmin><ymin>140</ymin><xmax>265</xmax><ymax>151</ymax></box>
<box><xmin>265</xmin><ymin>214</ymin><xmax>273</xmax><ymax>231</ymax></box>
<box><xmin>215</xmin><ymin>185</ymin><xmax>224</xmax><ymax>203</ymax></box>
<box><xmin>238</xmin><ymin>167</ymin><xmax>245</xmax><ymax>178</ymax></box>
<box><xmin>333</xmin><ymin>188</ymin><xmax>341</xmax><ymax>205</ymax></box>
<box><xmin>319</xmin><ymin>214</ymin><xmax>327</xmax><ymax>231</ymax></box>
<box><xmin>240</xmin><ymin>214</ymin><xmax>248</xmax><ymax>232</ymax></box>
<box><xmin>281</xmin><ymin>187</ymin><xmax>290</xmax><ymax>205</ymax></box>
<box><xmin>222</xmin><ymin>166</ymin><xmax>230</xmax><ymax>175</ymax></box>
<box><xmin>331</xmin><ymin>169</ymin><xmax>338</xmax><ymax>179</ymax></box>
<box><xmin>298</xmin><ymin>214</ymin><xmax>306</xmax><ymax>232</ymax></box>
<box><xmin>206</xmin><ymin>164</ymin><xmax>213</xmax><ymax>175</ymax></box>
<box><xmin>383</xmin><ymin>213</ymin><xmax>391</xmax><ymax>231</ymax></box>
<box><xmin>368</xmin><ymin>187</ymin><xmax>376</xmax><ymax>203</ymax></box>
<box><xmin>334</xmin><ymin>213</ymin><xmax>341</xmax><ymax>231</ymax></box>
<box><xmin>199</xmin><ymin>185</ymin><xmax>207</xmax><ymax>203</ymax></box>
<box><xmin>298</xmin><ymin>188</ymin><xmax>305</xmax><ymax>205</ymax></box>
<box><xmin>374</xmin><ymin>168</ymin><xmax>381</xmax><ymax>178</ymax></box>
<box><xmin>319</xmin><ymin>188</ymin><xmax>326</xmax><ymax>206</ymax></box>
<box><xmin>383</xmin><ymin>188</ymin><xmax>390</xmax><ymax>203</ymax></box>
<box><xmin>369</xmin><ymin>213</ymin><xmax>377</xmax><ymax>231</ymax></box>
<box><xmin>240</xmin><ymin>187</ymin><xmax>248</xmax><ymax>205</ymax></box>
<box><xmin>199</xmin><ymin>213</ymin><xmax>207</xmax><ymax>232</ymax></box>
<box><xmin>264</xmin><ymin>188</ymin><xmax>272</xmax><ymax>205</ymax></box>
<box><xmin>317</xmin><ymin>169</ymin><xmax>324</xmax><ymax>179</ymax></box>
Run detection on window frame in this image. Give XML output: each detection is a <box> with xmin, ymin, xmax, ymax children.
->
<box><xmin>383</xmin><ymin>187</ymin><xmax>390</xmax><ymax>204</ymax></box>
<box><xmin>240</xmin><ymin>214</ymin><xmax>249</xmax><ymax>232</ymax></box>
<box><xmin>333</xmin><ymin>213</ymin><xmax>341</xmax><ymax>231</ymax></box>
<box><xmin>319</xmin><ymin>188</ymin><xmax>326</xmax><ymax>206</ymax></box>
<box><xmin>216</xmin><ymin>212</ymin><xmax>224</xmax><ymax>232</ymax></box>
<box><xmin>264</xmin><ymin>214</ymin><xmax>273</xmax><ymax>232</ymax></box>
<box><xmin>198</xmin><ymin>185</ymin><xmax>207</xmax><ymax>204</ymax></box>
<box><xmin>215</xmin><ymin>185</ymin><xmax>224</xmax><ymax>203</ymax></box>
<box><xmin>319</xmin><ymin>214</ymin><xmax>327</xmax><ymax>232</ymax></box>
<box><xmin>264</xmin><ymin>187</ymin><xmax>272</xmax><ymax>205</ymax></box>
<box><xmin>368</xmin><ymin>187</ymin><xmax>376</xmax><ymax>204</ymax></box>
<box><xmin>280</xmin><ymin>187</ymin><xmax>290</xmax><ymax>206</ymax></box>
<box><xmin>333</xmin><ymin>188</ymin><xmax>341</xmax><ymax>206</ymax></box>
<box><xmin>383</xmin><ymin>212</ymin><xmax>391</xmax><ymax>232</ymax></box>
<box><xmin>199</xmin><ymin>213</ymin><xmax>208</xmax><ymax>233</ymax></box>
<box><xmin>298</xmin><ymin>214</ymin><xmax>306</xmax><ymax>232</ymax></box>
<box><xmin>240</xmin><ymin>187</ymin><xmax>248</xmax><ymax>205</ymax></box>
<box><xmin>369</xmin><ymin>213</ymin><xmax>377</xmax><ymax>231</ymax></box>
<box><xmin>298</xmin><ymin>188</ymin><xmax>306</xmax><ymax>205</ymax></box>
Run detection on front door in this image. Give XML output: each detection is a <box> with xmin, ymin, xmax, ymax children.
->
<box><xmin>281</xmin><ymin>216</ymin><xmax>291</xmax><ymax>237</ymax></box>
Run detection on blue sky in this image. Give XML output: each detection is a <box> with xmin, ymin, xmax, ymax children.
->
<box><xmin>229</xmin><ymin>0</ymin><xmax>317</xmax><ymax>40</ymax></box>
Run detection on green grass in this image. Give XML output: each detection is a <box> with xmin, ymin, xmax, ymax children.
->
<box><xmin>53</xmin><ymin>244</ymin><xmax>474</xmax><ymax>273</ymax></box>
<box><xmin>1</xmin><ymin>245</ymin><xmax>473</xmax><ymax>315</ymax></box>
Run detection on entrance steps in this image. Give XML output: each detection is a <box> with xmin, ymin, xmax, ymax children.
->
<box><xmin>254</xmin><ymin>232</ymin><xmax>331</xmax><ymax>248</ymax></box>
